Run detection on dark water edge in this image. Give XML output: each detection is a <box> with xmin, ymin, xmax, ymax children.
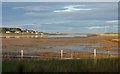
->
<box><xmin>2</xmin><ymin>58</ymin><xmax>119</xmax><ymax>72</ymax></box>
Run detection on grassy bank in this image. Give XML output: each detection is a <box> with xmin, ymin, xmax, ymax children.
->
<box><xmin>2</xmin><ymin>58</ymin><xmax>119</xmax><ymax>72</ymax></box>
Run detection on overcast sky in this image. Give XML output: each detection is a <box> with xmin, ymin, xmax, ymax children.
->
<box><xmin>2</xmin><ymin>0</ymin><xmax>119</xmax><ymax>2</ymax></box>
<box><xmin>2</xmin><ymin>2</ymin><xmax>118</xmax><ymax>33</ymax></box>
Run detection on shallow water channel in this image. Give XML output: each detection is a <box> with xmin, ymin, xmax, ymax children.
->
<box><xmin>24</xmin><ymin>43</ymin><xmax>118</xmax><ymax>55</ymax></box>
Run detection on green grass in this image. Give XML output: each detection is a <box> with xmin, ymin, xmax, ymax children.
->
<box><xmin>2</xmin><ymin>58</ymin><xmax>119</xmax><ymax>72</ymax></box>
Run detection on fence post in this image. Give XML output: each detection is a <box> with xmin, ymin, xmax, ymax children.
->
<box><xmin>61</xmin><ymin>50</ymin><xmax>63</xmax><ymax>59</ymax></box>
<box><xmin>71</xmin><ymin>53</ymin><xmax>73</xmax><ymax>59</ymax></box>
<box><xmin>21</xmin><ymin>50</ymin><xmax>24</xmax><ymax>58</ymax></box>
<box><xmin>94</xmin><ymin>49</ymin><xmax>96</xmax><ymax>58</ymax></box>
<box><xmin>107</xmin><ymin>51</ymin><xmax>110</xmax><ymax>57</ymax></box>
<box><xmin>93</xmin><ymin>49</ymin><xmax>97</xmax><ymax>64</ymax></box>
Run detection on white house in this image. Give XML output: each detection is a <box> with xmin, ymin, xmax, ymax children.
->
<box><xmin>35</xmin><ymin>32</ymin><xmax>38</xmax><ymax>34</ymax></box>
<box><xmin>15</xmin><ymin>31</ymin><xmax>21</xmax><ymax>33</ymax></box>
<box><xmin>40</xmin><ymin>33</ymin><xmax>45</xmax><ymax>37</ymax></box>
<box><xmin>31</xmin><ymin>32</ymin><xmax>34</xmax><ymax>34</ymax></box>
<box><xmin>6</xmin><ymin>31</ymin><xmax>11</xmax><ymax>34</ymax></box>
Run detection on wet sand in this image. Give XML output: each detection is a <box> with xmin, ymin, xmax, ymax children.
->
<box><xmin>2</xmin><ymin>35</ymin><xmax>119</xmax><ymax>58</ymax></box>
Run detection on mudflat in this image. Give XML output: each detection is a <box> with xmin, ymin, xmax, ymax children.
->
<box><xmin>2</xmin><ymin>35</ymin><xmax>119</xmax><ymax>59</ymax></box>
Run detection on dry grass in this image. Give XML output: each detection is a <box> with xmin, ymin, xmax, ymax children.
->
<box><xmin>2</xmin><ymin>35</ymin><xmax>119</xmax><ymax>59</ymax></box>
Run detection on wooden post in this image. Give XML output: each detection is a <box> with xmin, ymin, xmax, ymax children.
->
<box><xmin>107</xmin><ymin>51</ymin><xmax>110</xmax><ymax>57</ymax></box>
<box><xmin>61</xmin><ymin>50</ymin><xmax>63</xmax><ymax>59</ymax></box>
<box><xmin>93</xmin><ymin>49</ymin><xmax>97</xmax><ymax>64</ymax></box>
<box><xmin>94</xmin><ymin>49</ymin><xmax>96</xmax><ymax>58</ymax></box>
<box><xmin>71</xmin><ymin>53</ymin><xmax>73</xmax><ymax>59</ymax></box>
<box><xmin>21</xmin><ymin>50</ymin><xmax>24</xmax><ymax>58</ymax></box>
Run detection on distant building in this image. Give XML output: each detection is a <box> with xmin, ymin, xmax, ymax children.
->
<box><xmin>31</xmin><ymin>32</ymin><xmax>34</xmax><ymax>34</ymax></box>
<box><xmin>40</xmin><ymin>33</ymin><xmax>44</xmax><ymax>37</ymax></box>
<box><xmin>35</xmin><ymin>32</ymin><xmax>38</xmax><ymax>34</ymax></box>
<box><xmin>26</xmin><ymin>30</ymin><xmax>29</xmax><ymax>33</ymax></box>
<box><xmin>23</xmin><ymin>30</ymin><xmax>35</xmax><ymax>34</ymax></box>
<box><xmin>15</xmin><ymin>31</ymin><xmax>21</xmax><ymax>33</ymax></box>
<box><xmin>6</xmin><ymin>31</ymin><xmax>11</xmax><ymax>34</ymax></box>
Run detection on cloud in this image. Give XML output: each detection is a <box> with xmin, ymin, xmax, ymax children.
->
<box><xmin>24</xmin><ymin>12</ymin><xmax>49</xmax><ymax>17</ymax></box>
<box><xmin>53</xmin><ymin>5</ymin><xmax>92</xmax><ymax>13</ymax></box>
<box><xmin>44</xmin><ymin>21</ymin><xmax>66</xmax><ymax>25</ymax></box>
<box><xmin>21</xmin><ymin>23</ymin><xmax>37</xmax><ymax>29</ymax></box>
<box><xmin>13</xmin><ymin>6</ymin><xmax>49</xmax><ymax>11</ymax></box>
<box><xmin>113</xmin><ymin>26</ymin><xmax>118</xmax><ymax>28</ymax></box>
<box><xmin>52</xmin><ymin>21</ymin><xmax>65</xmax><ymax>24</ymax></box>
<box><xmin>87</xmin><ymin>26</ymin><xmax>110</xmax><ymax>30</ymax></box>
<box><xmin>105</xmin><ymin>20</ymin><xmax>118</xmax><ymax>24</ymax></box>
<box><xmin>68</xmin><ymin>27</ymin><xmax>73</xmax><ymax>30</ymax></box>
<box><xmin>2</xmin><ymin>0</ymin><xmax>120</xmax><ymax>2</ymax></box>
<box><xmin>24</xmin><ymin>12</ymin><xmax>39</xmax><ymax>16</ymax></box>
<box><xmin>111</xmin><ymin>26</ymin><xmax>119</xmax><ymax>30</ymax></box>
<box><xmin>23</xmin><ymin>23</ymin><xmax>37</xmax><ymax>26</ymax></box>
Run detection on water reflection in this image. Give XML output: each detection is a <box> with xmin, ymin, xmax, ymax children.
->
<box><xmin>3</xmin><ymin>43</ymin><xmax>118</xmax><ymax>55</ymax></box>
<box><xmin>1</xmin><ymin>34</ymin><xmax>88</xmax><ymax>38</ymax></box>
<box><xmin>47</xmin><ymin>34</ymin><xmax>87</xmax><ymax>38</ymax></box>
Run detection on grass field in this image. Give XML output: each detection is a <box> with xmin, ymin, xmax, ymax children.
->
<box><xmin>2</xmin><ymin>58</ymin><xmax>119</xmax><ymax>72</ymax></box>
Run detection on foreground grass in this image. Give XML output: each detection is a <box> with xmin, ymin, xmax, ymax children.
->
<box><xmin>2</xmin><ymin>58</ymin><xmax>119</xmax><ymax>72</ymax></box>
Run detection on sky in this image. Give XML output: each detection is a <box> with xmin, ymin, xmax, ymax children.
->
<box><xmin>2</xmin><ymin>2</ymin><xmax>119</xmax><ymax>33</ymax></box>
<box><xmin>2</xmin><ymin>0</ymin><xmax>119</xmax><ymax>2</ymax></box>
